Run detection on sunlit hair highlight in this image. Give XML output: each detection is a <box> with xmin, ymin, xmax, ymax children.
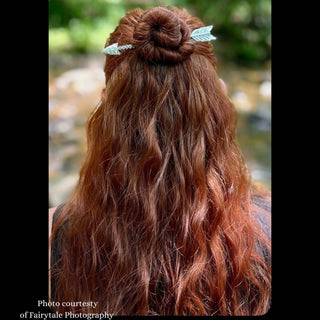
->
<box><xmin>50</xmin><ymin>6</ymin><xmax>271</xmax><ymax>316</ymax></box>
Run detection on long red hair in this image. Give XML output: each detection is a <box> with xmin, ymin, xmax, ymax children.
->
<box><xmin>50</xmin><ymin>6</ymin><xmax>271</xmax><ymax>315</ymax></box>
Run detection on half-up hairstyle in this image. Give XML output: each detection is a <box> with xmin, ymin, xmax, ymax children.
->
<box><xmin>50</xmin><ymin>6</ymin><xmax>271</xmax><ymax>316</ymax></box>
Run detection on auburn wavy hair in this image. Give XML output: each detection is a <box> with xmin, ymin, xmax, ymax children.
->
<box><xmin>50</xmin><ymin>6</ymin><xmax>271</xmax><ymax>316</ymax></box>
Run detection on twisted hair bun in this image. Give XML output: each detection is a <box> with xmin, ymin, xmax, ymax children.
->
<box><xmin>132</xmin><ymin>7</ymin><xmax>195</xmax><ymax>63</ymax></box>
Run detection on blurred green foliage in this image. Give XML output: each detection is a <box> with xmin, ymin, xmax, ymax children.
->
<box><xmin>49</xmin><ymin>0</ymin><xmax>270</xmax><ymax>65</ymax></box>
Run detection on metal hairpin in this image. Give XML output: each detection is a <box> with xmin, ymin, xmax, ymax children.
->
<box><xmin>103</xmin><ymin>25</ymin><xmax>216</xmax><ymax>55</ymax></box>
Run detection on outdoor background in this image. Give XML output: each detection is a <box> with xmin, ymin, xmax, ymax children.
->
<box><xmin>49</xmin><ymin>0</ymin><xmax>271</xmax><ymax>208</ymax></box>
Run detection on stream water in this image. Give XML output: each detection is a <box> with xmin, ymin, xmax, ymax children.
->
<box><xmin>49</xmin><ymin>54</ymin><xmax>271</xmax><ymax>207</ymax></box>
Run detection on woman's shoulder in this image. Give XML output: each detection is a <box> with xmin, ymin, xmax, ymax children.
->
<box><xmin>252</xmin><ymin>193</ymin><xmax>271</xmax><ymax>214</ymax></box>
<box><xmin>50</xmin><ymin>204</ymin><xmax>65</xmax><ymax>220</ymax></box>
<box><xmin>251</xmin><ymin>187</ymin><xmax>271</xmax><ymax>237</ymax></box>
<box><xmin>49</xmin><ymin>204</ymin><xmax>66</xmax><ymax>238</ymax></box>
<box><xmin>251</xmin><ymin>186</ymin><xmax>271</xmax><ymax>213</ymax></box>
<box><xmin>49</xmin><ymin>207</ymin><xmax>56</xmax><ymax>239</ymax></box>
<box><xmin>250</xmin><ymin>187</ymin><xmax>271</xmax><ymax>265</ymax></box>
<box><xmin>49</xmin><ymin>207</ymin><xmax>56</xmax><ymax>228</ymax></box>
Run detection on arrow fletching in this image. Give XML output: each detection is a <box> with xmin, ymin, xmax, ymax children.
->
<box><xmin>103</xmin><ymin>43</ymin><xmax>120</xmax><ymax>55</ymax></box>
<box><xmin>190</xmin><ymin>25</ymin><xmax>216</xmax><ymax>42</ymax></box>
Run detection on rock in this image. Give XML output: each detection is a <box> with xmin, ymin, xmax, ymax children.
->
<box><xmin>49</xmin><ymin>117</ymin><xmax>75</xmax><ymax>135</ymax></box>
<box><xmin>49</xmin><ymin>174</ymin><xmax>79</xmax><ymax>206</ymax></box>
<box><xmin>259</xmin><ymin>81</ymin><xmax>271</xmax><ymax>98</ymax></box>
<box><xmin>54</xmin><ymin>68</ymin><xmax>104</xmax><ymax>94</ymax></box>
<box><xmin>232</xmin><ymin>91</ymin><xmax>254</xmax><ymax>112</ymax></box>
<box><xmin>247</xmin><ymin>101</ymin><xmax>271</xmax><ymax>131</ymax></box>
